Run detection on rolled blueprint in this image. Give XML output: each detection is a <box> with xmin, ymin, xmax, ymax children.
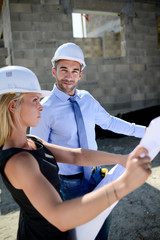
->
<box><xmin>75</xmin><ymin>116</ymin><xmax>160</xmax><ymax>240</ymax></box>
<box><xmin>140</xmin><ymin>116</ymin><xmax>160</xmax><ymax>160</ymax></box>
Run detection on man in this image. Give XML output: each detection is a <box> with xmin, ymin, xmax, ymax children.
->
<box><xmin>30</xmin><ymin>42</ymin><xmax>146</xmax><ymax>200</ymax></box>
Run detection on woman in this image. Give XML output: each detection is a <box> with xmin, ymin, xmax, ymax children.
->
<box><xmin>0</xmin><ymin>66</ymin><xmax>151</xmax><ymax>240</ymax></box>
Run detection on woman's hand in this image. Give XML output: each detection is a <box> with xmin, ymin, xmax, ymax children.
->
<box><xmin>121</xmin><ymin>145</ymin><xmax>152</xmax><ymax>195</ymax></box>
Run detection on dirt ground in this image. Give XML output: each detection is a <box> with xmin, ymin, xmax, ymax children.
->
<box><xmin>98</xmin><ymin>136</ymin><xmax>160</xmax><ymax>240</ymax></box>
<box><xmin>0</xmin><ymin>136</ymin><xmax>160</xmax><ymax>240</ymax></box>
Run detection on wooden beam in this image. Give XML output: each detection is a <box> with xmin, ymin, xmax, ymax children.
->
<box><xmin>0</xmin><ymin>0</ymin><xmax>3</xmax><ymax>13</ymax></box>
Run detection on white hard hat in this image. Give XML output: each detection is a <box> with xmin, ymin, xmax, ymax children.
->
<box><xmin>51</xmin><ymin>42</ymin><xmax>86</xmax><ymax>70</ymax></box>
<box><xmin>0</xmin><ymin>66</ymin><xmax>51</xmax><ymax>97</ymax></box>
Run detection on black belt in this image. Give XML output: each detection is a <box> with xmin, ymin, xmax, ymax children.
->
<box><xmin>59</xmin><ymin>173</ymin><xmax>83</xmax><ymax>179</ymax></box>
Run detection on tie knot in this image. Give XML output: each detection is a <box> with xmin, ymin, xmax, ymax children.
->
<box><xmin>69</xmin><ymin>96</ymin><xmax>76</xmax><ymax>103</ymax></box>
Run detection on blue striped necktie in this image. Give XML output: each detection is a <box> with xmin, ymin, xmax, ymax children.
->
<box><xmin>69</xmin><ymin>96</ymin><xmax>92</xmax><ymax>180</ymax></box>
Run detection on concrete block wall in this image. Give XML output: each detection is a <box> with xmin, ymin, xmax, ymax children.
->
<box><xmin>2</xmin><ymin>0</ymin><xmax>73</xmax><ymax>90</ymax></box>
<box><xmin>122</xmin><ymin>2</ymin><xmax>160</xmax><ymax>113</ymax></box>
<box><xmin>0</xmin><ymin>40</ymin><xmax>8</xmax><ymax>67</ymax></box>
<box><xmin>2</xmin><ymin>0</ymin><xmax>160</xmax><ymax>115</ymax></box>
<box><xmin>103</xmin><ymin>32</ymin><xmax>121</xmax><ymax>58</ymax></box>
<box><xmin>74</xmin><ymin>38</ymin><xmax>103</xmax><ymax>58</ymax></box>
<box><xmin>72</xmin><ymin>1</ymin><xmax>160</xmax><ymax>114</ymax></box>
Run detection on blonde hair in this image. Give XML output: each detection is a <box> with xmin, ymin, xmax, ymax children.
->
<box><xmin>0</xmin><ymin>93</ymin><xmax>25</xmax><ymax>147</ymax></box>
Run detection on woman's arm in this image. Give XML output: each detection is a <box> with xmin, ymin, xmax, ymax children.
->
<box><xmin>4</xmin><ymin>145</ymin><xmax>151</xmax><ymax>231</ymax></box>
<box><xmin>36</xmin><ymin>137</ymin><xmax>128</xmax><ymax>167</ymax></box>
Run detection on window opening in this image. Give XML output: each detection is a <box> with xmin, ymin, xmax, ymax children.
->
<box><xmin>72</xmin><ymin>11</ymin><xmax>124</xmax><ymax>58</ymax></box>
<box><xmin>72</xmin><ymin>13</ymin><xmax>87</xmax><ymax>38</ymax></box>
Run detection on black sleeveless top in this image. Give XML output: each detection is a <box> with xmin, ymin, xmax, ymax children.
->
<box><xmin>0</xmin><ymin>136</ymin><xmax>75</xmax><ymax>240</ymax></box>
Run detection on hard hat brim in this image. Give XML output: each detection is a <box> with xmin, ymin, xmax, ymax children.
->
<box><xmin>51</xmin><ymin>56</ymin><xmax>86</xmax><ymax>71</ymax></box>
<box><xmin>0</xmin><ymin>89</ymin><xmax>52</xmax><ymax>98</ymax></box>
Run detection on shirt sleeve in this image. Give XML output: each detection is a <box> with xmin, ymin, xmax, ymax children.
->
<box><xmin>94</xmin><ymin>100</ymin><xmax>146</xmax><ymax>138</ymax></box>
<box><xmin>105</xmin><ymin>116</ymin><xmax>146</xmax><ymax>138</ymax></box>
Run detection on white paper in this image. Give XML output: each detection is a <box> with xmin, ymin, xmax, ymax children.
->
<box><xmin>140</xmin><ymin>116</ymin><xmax>160</xmax><ymax>160</ymax></box>
<box><xmin>75</xmin><ymin>164</ymin><xmax>125</xmax><ymax>240</ymax></box>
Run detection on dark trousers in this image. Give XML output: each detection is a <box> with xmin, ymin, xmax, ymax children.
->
<box><xmin>59</xmin><ymin>167</ymin><xmax>110</xmax><ymax>240</ymax></box>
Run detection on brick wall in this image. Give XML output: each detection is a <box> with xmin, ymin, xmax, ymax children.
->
<box><xmin>2</xmin><ymin>0</ymin><xmax>160</xmax><ymax>115</ymax></box>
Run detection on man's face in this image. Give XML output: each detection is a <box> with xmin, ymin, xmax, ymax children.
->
<box><xmin>52</xmin><ymin>59</ymin><xmax>82</xmax><ymax>96</ymax></box>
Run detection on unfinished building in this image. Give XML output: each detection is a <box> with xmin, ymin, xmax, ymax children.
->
<box><xmin>0</xmin><ymin>0</ymin><xmax>160</xmax><ymax>116</ymax></box>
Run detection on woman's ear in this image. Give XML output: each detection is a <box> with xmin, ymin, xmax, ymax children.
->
<box><xmin>8</xmin><ymin>100</ymin><xmax>16</xmax><ymax>113</ymax></box>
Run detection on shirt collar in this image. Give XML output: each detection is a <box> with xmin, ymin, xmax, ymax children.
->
<box><xmin>53</xmin><ymin>84</ymin><xmax>80</xmax><ymax>102</ymax></box>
